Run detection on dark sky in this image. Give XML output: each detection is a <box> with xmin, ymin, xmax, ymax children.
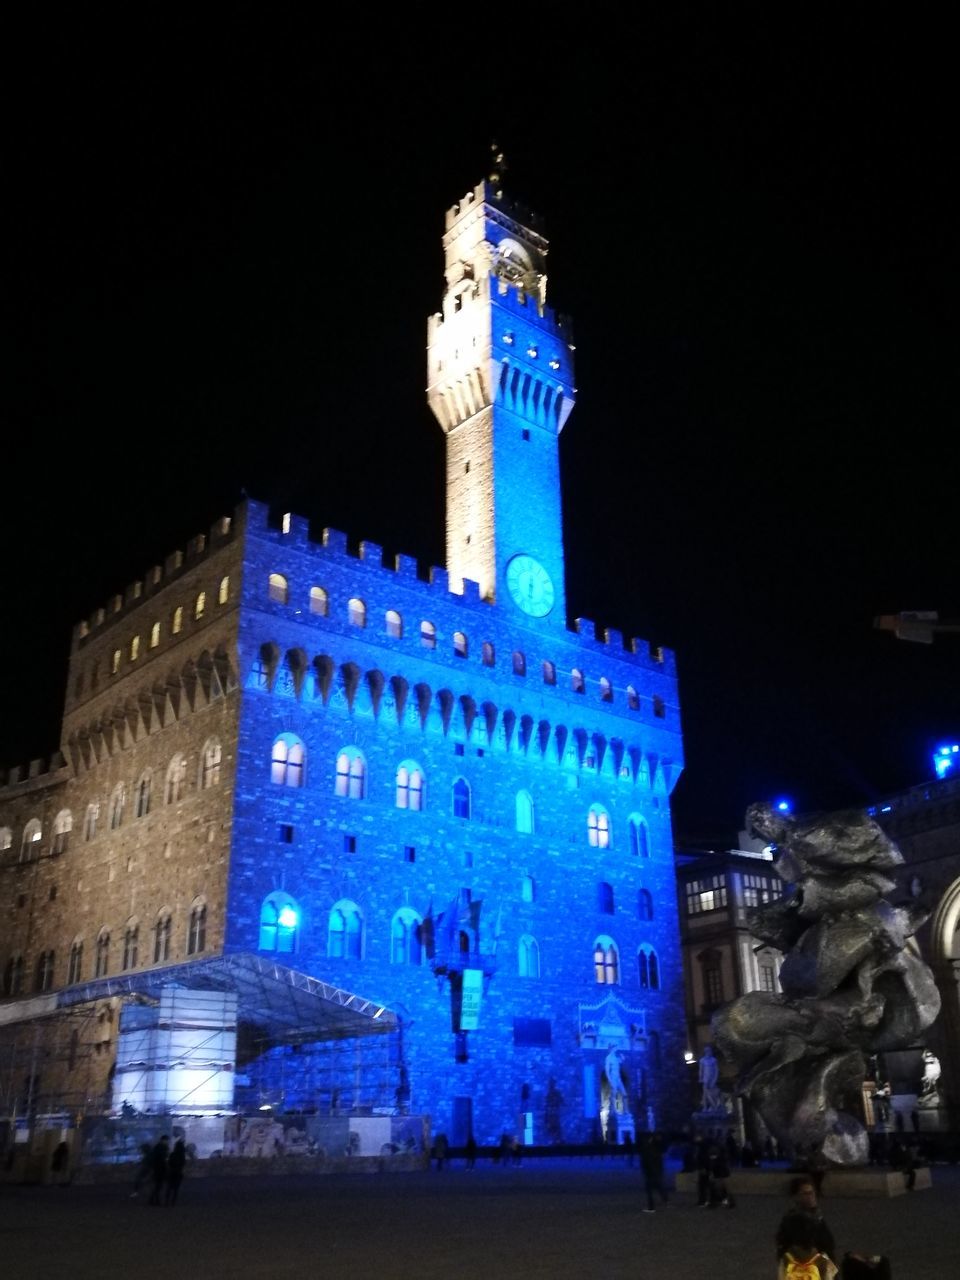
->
<box><xmin>4</xmin><ymin>13</ymin><xmax>957</xmax><ymax>845</ymax></box>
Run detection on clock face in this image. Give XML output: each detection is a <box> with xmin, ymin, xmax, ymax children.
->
<box><xmin>505</xmin><ymin>554</ymin><xmax>555</xmax><ymax>617</ymax></box>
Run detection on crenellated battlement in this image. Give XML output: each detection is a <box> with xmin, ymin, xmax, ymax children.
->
<box><xmin>0</xmin><ymin>752</ymin><xmax>69</xmax><ymax>793</ymax></box>
<box><xmin>445</xmin><ymin>180</ymin><xmax>547</xmax><ymax>238</ymax></box>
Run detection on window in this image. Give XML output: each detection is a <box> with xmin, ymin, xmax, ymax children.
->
<box><xmin>328</xmin><ymin>901</ymin><xmax>363</xmax><ymax>960</ymax></box>
<box><xmin>218</xmin><ymin>576</ymin><xmax>230</xmax><ymax>605</ymax></box>
<box><xmin>626</xmin><ymin>685</ymin><xmax>640</xmax><ymax>711</ymax></box>
<box><xmin>639</xmin><ymin>944</ymin><xmax>660</xmax><ymax>990</ymax></box>
<box><xmin>268</xmin><ymin>573</ymin><xmax>289</xmax><ymax>605</ymax></box>
<box><xmin>153</xmin><ymin>914</ymin><xmax>172</xmax><ymax>963</ymax></box>
<box><xmin>150</xmin><ymin>621</ymin><xmax>161</xmax><ymax>648</ymax></box>
<box><xmin>404</xmin><ymin>846</ymin><xmax>416</xmax><ymax>863</ymax></box>
<box><xmin>20</xmin><ymin>819</ymin><xmax>42</xmax><ymax>862</ymax></box>
<box><xmin>67</xmin><ymin>941</ymin><xmax>83</xmax><ymax>985</ymax></box>
<box><xmin>195</xmin><ymin>591</ymin><xmax>206</xmax><ymax>620</ymax></box>
<box><xmin>0</xmin><ymin>827</ymin><xmax>11</xmax><ymax>852</ymax></box>
<box><xmin>587</xmin><ymin>805</ymin><xmax>610</xmax><ymax>849</ymax></box>
<box><xmin>518</xmin><ymin>935</ymin><xmax>540</xmax><ymax>978</ymax></box>
<box><xmin>705</xmin><ymin>963</ymin><xmax>723</xmax><ymax>1005</ymax></box>
<box><xmin>542</xmin><ymin>660</ymin><xmax>556</xmax><ymax>685</ymax></box>
<box><xmin>593</xmin><ymin>938</ymin><xmax>619</xmax><ymax>985</ymax></box>
<box><xmin>188</xmin><ymin>902</ymin><xmax>207</xmax><ymax>955</ymax></box>
<box><xmin>52</xmin><ymin>810</ymin><xmax>72</xmax><ymax>855</ymax></box>
<box><xmin>165</xmin><ymin>755</ymin><xmax>186</xmax><ymax>804</ymax></box>
<box><xmin>743</xmin><ymin>873</ymin><xmax>776</xmax><ymax>909</ymax></box>
<box><xmin>130</xmin><ymin>635</ymin><xmax>141</xmax><ymax>661</ymax></box>
<box><xmin>111</xmin><ymin>648</ymin><xmax>122</xmax><ymax>674</ymax></box>
<box><xmin>396</xmin><ymin>763</ymin><xmax>425</xmax><ymax>811</ymax></box>
<box><xmin>571</xmin><ymin>668</ymin><xmax>585</xmax><ymax>693</ymax></box>
<box><xmin>653</xmin><ymin>695</ymin><xmax>666</xmax><ymax>718</ymax></box>
<box><xmin>309</xmin><ymin>586</ymin><xmax>328</xmax><ymax>616</ymax></box>
<box><xmin>348</xmin><ymin>597</ymin><xmax>366</xmax><ymax>628</ymax></box>
<box><xmin>391</xmin><ymin>909</ymin><xmax>422</xmax><ymax>965</ymax></box>
<box><xmin>598</xmin><ymin>881</ymin><xmax>614</xmax><ymax>913</ymax></box>
<box><xmin>421</xmin><ymin>620</ymin><xmax>436</xmax><ymax>649</ymax></box>
<box><xmin>686</xmin><ymin>875</ymin><xmax>728</xmax><ymax>915</ymax></box>
<box><xmin>278</xmin><ymin>823</ymin><xmax>294</xmax><ymax>843</ymax></box>
<box><xmin>512</xmin><ymin>650</ymin><xmax>526</xmax><ymax>676</ymax></box>
<box><xmin>135</xmin><ymin>774</ymin><xmax>151</xmax><ymax>818</ymax></box>
<box><xmin>521</xmin><ymin>874</ymin><xmax>536</xmax><ymax>903</ymax></box>
<box><xmin>453</xmin><ymin>631</ymin><xmax>468</xmax><ymax>658</ymax></box>
<box><xmin>599</xmin><ymin>676</ymin><xmax>613</xmax><ymax>702</ymax></box>
<box><xmin>759</xmin><ymin>961</ymin><xmax>777</xmax><ymax>993</ymax></box>
<box><xmin>386</xmin><ymin>609</ymin><xmax>402</xmax><ymax>639</ymax></box>
<box><xmin>271</xmin><ymin>735</ymin><xmax>306</xmax><ymax>787</ymax></box>
<box><xmin>35</xmin><ymin>950</ymin><xmax>55</xmax><ymax>993</ymax></box>
<box><xmin>481</xmin><ymin>642</ymin><xmax>495</xmax><ymax>667</ymax></box>
<box><xmin>106</xmin><ymin>785</ymin><xmax>126</xmax><ymax>830</ymax></box>
<box><xmin>83</xmin><ymin>804</ymin><xmax>99</xmax><ymax>841</ymax></box>
<box><xmin>259</xmin><ymin>894</ymin><xmax>299</xmax><ymax>953</ymax></box>
<box><xmin>3</xmin><ymin>955</ymin><xmax>24</xmax><ymax>996</ymax></box>
<box><xmin>172</xmin><ymin>606</ymin><xmax>183</xmax><ymax>635</ymax></box>
<box><xmin>95</xmin><ymin>931</ymin><xmax>110</xmax><ymax>978</ymax></box>
<box><xmin>452</xmin><ymin>777</ymin><xmax>471</xmax><ymax>819</ymax></box>
<box><xmin>201</xmin><ymin>739</ymin><xmax>222</xmax><ymax>788</ymax></box>
<box><xmin>122</xmin><ymin>925</ymin><xmax>139</xmax><ymax>970</ymax></box>
<box><xmin>335</xmin><ymin>749</ymin><xmax>366</xmax><ymax>799</ymax></box>
<box><xmin>629</xmin><ymin>817</ymin><xmax>650</xmax><ymax>858</ymax></box>
<box><xmin>516</xmin><ymin>790</ymin><xmax>534</xmax><ymax>834</ymax></box>
<box><xmin>638</xmin><ymin>889</ymin><xmax>654</xmax><ymax>921</ymax></box>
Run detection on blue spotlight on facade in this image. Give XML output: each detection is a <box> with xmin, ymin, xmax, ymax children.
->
<box><xmin>775</xmin><ymin>798</ymin><xmax>792</xmax><ymax>814</ymax></box>
<box><xmin>933</xmin><ymin>744</ymin><xmax>958</xmax><ymax>780</ymax></box>
<box><xmin>278</xmin><ymin>905</ymin><xmax>298</xmax><ymax>929</ymax></box>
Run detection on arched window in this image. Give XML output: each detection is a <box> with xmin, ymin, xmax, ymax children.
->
<box><xmin>653</xmin><ymin>695</ymin><xmax>666</xmax><ymax>719</ymax></box>
<box><xmin>521</xmin><ymin>874</ymin><xmax>536</xmax><ymax>903</ymax></box>
<box><xmin>593</xmin><ymin>937</ymin><xmax>619</xmax><ymax>985</ymax></box>
<box><xmin>598</xmin><ymin>881</ymin><xmax>614</xmax><ymax>913</ymax></box>
<box><xmin>512</xmin><ymin>650</ymin><xmax>526</xmax><ymax>676</ymax></box>
<box><xmin>572</xmin><ymin>668</ymin><xmax>585</xmax><ymax>693</ymax></box>
<box><xmin>95</xmin><ymin>931</ymin><xmax>110</xmax><ymax>978</ymax></box>
<box><xmin>453</xmin><ymin>777</ymin><xmax>471</xmax><ymax>819</ymax></box>
<box><xmin>172</xmin><ymin>606</ymin><xmax>183</xmax><ymax>635</ymax></box>
<box><xmin>599</xmin><ymin>676</ymin><xmax>613</xmax><ymax>702</ymax></box>
<box><xmin>109</xmin><ymin>785</ymin><xmax>125</xmax><ymax>830</ymax></box>
<box><xmin>335</xmin><ymin>749</ymin><xmax>366</xmax><ymax>799</ymax></box>
<box><xmin>188</xmin><ymin>901</ymin><xmax>207</xmax><ymax>955</ymax></box>
<box><xmin>52</xmin><ymin>810</ymin><xmax>72</xmax><ymax>855</ymax></box>
<box><xmin>309</xmin><ymin>586</ymin><xmax>328</xmax><ymax>615</ymax></box>
<box><xmin>201</xmin><ymin>739</ymin><xmax>222</xmax><ymax>789</ymax></box>
<box><xmin>396</xmin><ymin>763</ymin><xmax>425</xmax><ymax>811</ymax></box>
<box><xmin>638</xmin><ymin>889</ymin><xmax>654</xmax><ymax>921</ymax></box>
<box><xmin>271</xmin><ymin>735</ymin><xmax>306</xmax><ymax>787</ymax></box>
<box><xmin>587</xmin><ymin>805</ymin><xmax>610</xmax><ymax>849</ymax></box>
<box><xmin>421</xmin><ymin>620</ymin><xmax>436</xmax><ymax>650</ymax></box>
<box><xmin>386</xmin><ymin>609</ymin><xmax>402</xmax><ymax>639</ymax></box>
<box><xmin>218</xmin><ymin>576</ymin><xmax>230</xmax><ymax>605</ymax></box>
<box><xmin>259</xmin><ymin>893</ymin><xmax>300</xmax><ymax>953</ymax></box>
<box><xmin>122</xmin><ymin>924</ymin><xmax>139</xmax><ymax>970</ymax></box>
<box><xmin>629</xmin><ymin>816</ymin><xmax>650</xmax><ymax>858</ymax></box>
<box><xmin>516</xmin><ymin>790</ymin><xmax>534</xmax><ymax>834</ymax></box>
<box><xmin>639</xmin><ymin>944</ymin><xmax>660</xmax><ymax>990</ymax></box>
<box><xmin>83</xmin><ymin>804</ymin><xmax>99</xmax><ymax>841</ymax></box>
<box><xmin>20</xmin><ymin>819</ymin><xmax>42</xmax><ymax>862</ymax></box>
<box><xmin>518</xmin><ymin>935</ymin><xmax>540</xmax><ymax>978</ymax></box>
<box><xmin>391</xmin><ymin>909</ymin><xmax>422</xmax><ymax>965</ymax></box>
<box><xmin>453</xmin><ymin>631</ymin><xmax>468</xmax><ymax>658</ymax></box>
<box><xmin>626</xmin><ymin>685</ymin><xmax>640</xmax><ymax>711</ymax></box>
<box><xmin>111</xmin><ymin>648</ymin><xmax>121</xmax><ymax>674</ymax></box>
<box><xmin>268</xmin><ymin>573</ymin><xmax>288</xmax><ymax>605</ymax></box>
<box><xmin>195</xmin><ymin>591</ymin><xmax>206</xmax><ymax>620</ymax></box>
<box><xmin>67</xmin><ymin>940</ymin><xmax>83</xmax><ymax>985</ymax></box>
<box><xmin>154</xmin><ymin>913</ymin><xmax>172</xmax><ymax>964</ymax></box>
<box><xmin>3</xmin><ymin>955</ymin><xmax>24</xmax><ymax>996</ymax></box>
<box><xmin>165</xmin><ymin>755</ymin><xmax>187</xmax><ymax>804</ymax></box>
<box><xmin>328</xmin><ymin>901</ymin><xmax>363</xmax><ymax>960</ymax></box>
<box><xmin>0</xmin><ymin>826</ymin><xmax>11</xmax><ymax>853</ymax></box>
<box><xmin>135</xmin><ymin>773</ymin><xmax>151</xmax><ymax>818</ymax></box>
<box><xmin>542</xmin><ymin>660</ymin><xmax>556</xmax><ymax>685</ymax></box>
<box><xmin>150</xmin><ymin>621</ymin><xmax>161</xmax><ymax>648</ymax></box>
<box><xmin>348</xmin><ymin>597</ymin><xmax>366</xmax><ymax>628</ymax></box>
<box><xmin>35</xmin><ymin>950</ymin><xmax>55</xmax><ymax>992</ymax></box>
<box><xmin>481</xmin><ymin>642</ymin><xmax>495</xmax><ymax>666</ymax></box>
<box><xmin>130</xmin><ymin>635</ymin><xmax>141</xmax><ymax>661</ymax></box>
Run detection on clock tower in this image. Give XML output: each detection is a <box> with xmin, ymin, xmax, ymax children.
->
<box><xmin>427</xmin><ymin>154</ymin><xmax>575</xmax><ymax>626</ymax></box>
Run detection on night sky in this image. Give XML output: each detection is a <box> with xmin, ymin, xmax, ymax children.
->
<box><xmin>4</xmin><ymin>14</ymin><xmax>957</xmax><ymax>846</ymax></box>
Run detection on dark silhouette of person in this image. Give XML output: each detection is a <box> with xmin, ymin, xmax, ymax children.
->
<box><xmin>695</xmin><ymin>1133</ymin><xmax>712</xmax><ymax>1206</ymax></box>
<box><xmin>464</xmin><ymin>1133</ymin><xmax>477</xmax><ymax>1169</ymax></box>
<box><xmin>776</xmin><ymin>1177</ymin><xmax>836</xmax><ymax>1265</ymax></box>
<box><xmin>639</xmin><ymin>1132</ymin><xmax>669</xmax><ymax>1213</ymax></box>
<box><xmin>433</xmin><ymin>1132</ymin><xmax>449</xmax><ymax>1171</ymax></box>
<box><xmin>165</xmin><ymin>1138</ymin><xmax>187</xmax><ymax>1205</ymax></box>
<box><xmin>148</xmin><ymin>1135</ymin><xmax>170</xmax><ymax>1205</ymax></box>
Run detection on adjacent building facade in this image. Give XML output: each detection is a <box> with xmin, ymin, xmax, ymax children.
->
<box><xmin>0</xmin><ymin>171</ymin><xmax>688</xmax><ymax>1152</ymax></box>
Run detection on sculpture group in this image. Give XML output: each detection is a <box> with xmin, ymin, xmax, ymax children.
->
<box><xmin>713</xmin><ymin>802</ymin><xmax>941</xmax><ymax>1165</ymax></box>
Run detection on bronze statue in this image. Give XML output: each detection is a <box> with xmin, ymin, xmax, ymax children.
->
<box><xmin>712</xmin><ymin>803</ymin><xmax>940</xmax><ymax>1165</ymax></box>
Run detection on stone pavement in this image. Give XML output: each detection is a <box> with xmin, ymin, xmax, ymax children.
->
<box><xmin>1</xmin><ymin>1159</ymin><xmax>957</xmax><ymax>1279</ymax></box>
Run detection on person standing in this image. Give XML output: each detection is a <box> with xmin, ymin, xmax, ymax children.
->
<box><xmin>147</xmin><ymin>1135</ymin><xmax>170</xmax><ymax>1205</ymax></box>
<box><xmin>639</xmin><ymin>1132</ymin><xmax>669</xmax><ymax>1214</ymax></box>
<box><xmin>464</xmin><ymin>1133</ymin><xmax>477</xmax><ymax>1169</ymax></box>
<box><xmin>776</xmin><ymin>1177</ymin><xmax>836</xmax><ymax>1265</ymax></box>
<box><xmin>165</xmin><ymin>1138</ymin><xmax>187</xmax><ymax>1205</ymax></box>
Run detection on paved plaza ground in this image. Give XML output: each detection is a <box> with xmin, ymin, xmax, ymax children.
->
<box><xmin>1</xmin><ymin>1158</ymin><xmax>957</xmax><ymax>1279</ymax></box>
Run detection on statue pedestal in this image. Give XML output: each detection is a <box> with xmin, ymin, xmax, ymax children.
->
<box><xmin>692</xmin><ymin>1106</ymin><xmax>732</xmax><ymax>1131</ymax></box>
<box><xmin>613</xmin><ymin>1112</ymin><xmax>635</xmax><ymax>1144</ymax></box>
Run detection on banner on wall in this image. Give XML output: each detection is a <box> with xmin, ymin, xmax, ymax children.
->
<box><xmin>460</xmin><ymin>968</ymin><xmax>483</xmax><ymax>1030</ymax></box>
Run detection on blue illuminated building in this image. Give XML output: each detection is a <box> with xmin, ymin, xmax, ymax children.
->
<box><xmin>0</xmin><ymin>169</ymin><xmax>686</xmax><ymax>1148</ymax></box>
